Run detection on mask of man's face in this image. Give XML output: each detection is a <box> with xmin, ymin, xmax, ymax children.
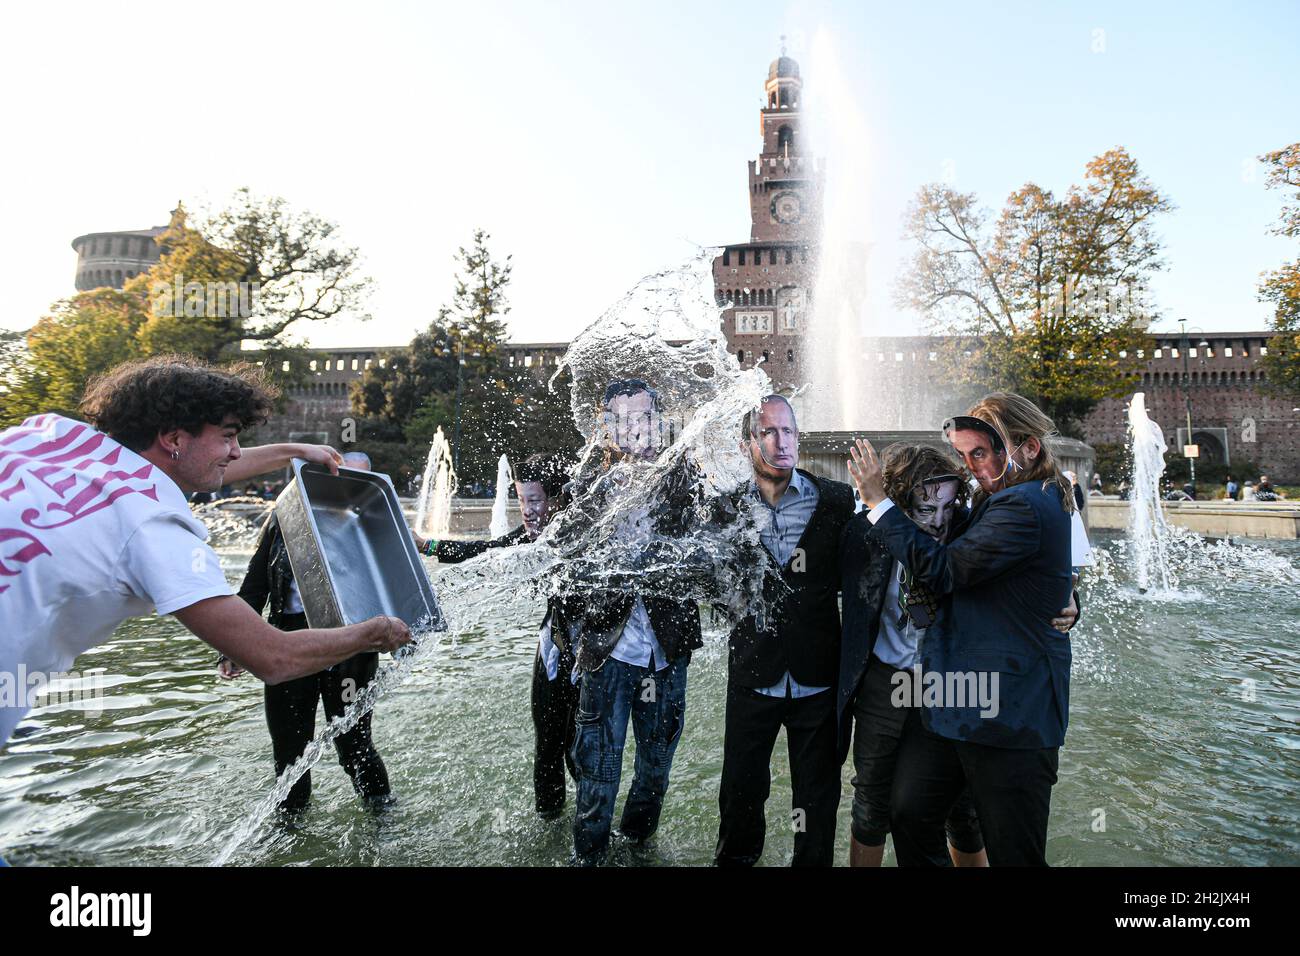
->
<box><xmin>948</xmin><ymin>429</ymin><xmax>1005</xmax><ymax>494</ymax></box>
<box><xmin>603</xmin><ymin>391</ymin><xmax>660</xmax><ymax>461</ymax></box>
<box><xmin>743</xmin><ymin>398</ymin><xmax>798</xmax><ymax>477</ymax></box>
<box><xmin>514</xmin><ymin>480</ymin><xmax>551</xmax><ymax>537</ymax></box>
<box><xmin>906</xmin><ymin>479</ymin><xmax>961</xmax><ymax>540</ymax></box>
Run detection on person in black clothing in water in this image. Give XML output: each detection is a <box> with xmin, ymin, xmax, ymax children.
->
<box><xmin>413</xmin><ymin>453</ymin><xmax>578</xmax><ymax>819</ymax></box>
<box><xmin>218</xmin><ymin>451</ymin><xmax>393</xmax><ymax>813</ymax></box>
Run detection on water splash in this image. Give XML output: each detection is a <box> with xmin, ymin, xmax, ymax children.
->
<box><xmin>211</xmin><ymin>616</ymin><xmax>444</xmax><ymax>865</ymax></box>
<box><xmin>414</xmin><ymin>427</ymin><xmax>456</xmax><ymax>539</ymax></box>
<box><xmin>548</xmin><ymin>250</ymin><xmax>772</xmax><ymax>618</ymax></box>
<box><xmin>214</xmin><ymin>253</ymin><xmax>775</xmax><ymax>863</ymax></box>
<box><xmin>1116</xmin><ymin>391</ymin><xmax>1300</xmax><ymax>599</ymax></box>
<box><xmin>489</xmin><ymin>455</ymin><xmax>513</xmax><ymax>538</ymax></box>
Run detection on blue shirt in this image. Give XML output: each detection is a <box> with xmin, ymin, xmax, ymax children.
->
<box><xmin>751</xmin><ymin>470</ymin><xmax>829</xmax><ymax>699</ymax></box>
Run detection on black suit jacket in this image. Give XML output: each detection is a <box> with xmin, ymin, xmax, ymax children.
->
<box><xmin>874</xmin><ymin>481</ymin><xmax>1074</xmax><ymax>749</ymax></box>
<box><xmin>727</xmin><ymin>471</ymin><xmax>856</xmax><ymax>689</ymax></box>
<box><xmin>544</xmin><ymin>450</ymin><xmax>729</xmax><ymax>673</ymax></box>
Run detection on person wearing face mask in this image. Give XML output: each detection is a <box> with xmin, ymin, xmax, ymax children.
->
<box><xmin>847</xmin><ymin>393</ymin><xmax>1079</xmax><ymax>867</ymax></box>
<box><xmin>838</xmin><ymin>444</ymin><xmax>988</xmax><ymax>867</ymax></box>
<box><xmin>714</xmin><ymin>394</ymin><xmax>856</xmax><ymax>867</ymax></box>
<box><xmin>413</xmin><ymin>453</ymin><xmax>578</xmax><ymax>819</ymax></box>
<box><xmin>547</xmin><ymin>380</ymin><xmax>710</xmax><ymax>865</ymax></box>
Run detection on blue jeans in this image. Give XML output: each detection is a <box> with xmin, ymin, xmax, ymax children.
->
<box><xmin>570</xmin><ymin>655</ymin><xmax>689</xmax><ymax>864</ymax></box>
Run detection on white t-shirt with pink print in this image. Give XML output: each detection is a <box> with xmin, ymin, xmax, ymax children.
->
<box><xmin>0</xmin><ymin>414</ymin><xmax>231</xmax><ymax>746</ymax></box>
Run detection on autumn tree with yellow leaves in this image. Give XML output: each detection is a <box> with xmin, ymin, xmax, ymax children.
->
<box><xmin>1257</xmin><ymin>142</ymin><xmax>1300</xmax><ymax>399</ymax></box>
<box><xmin>898</xmin><ymin>147</ymin><xmax>1170</xmax><ymax>435</ymax></box>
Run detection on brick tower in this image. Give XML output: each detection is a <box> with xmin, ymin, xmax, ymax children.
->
<box><xmin>714</xmin><ymin>48</ymin><xmax>824</xmax><ymax>388</ymax></box>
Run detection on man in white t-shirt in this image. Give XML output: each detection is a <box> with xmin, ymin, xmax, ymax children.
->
<box><xmin>0</xmin><ymin>356</ymin><xmax>411</xmax><ymax>749</ymax></box>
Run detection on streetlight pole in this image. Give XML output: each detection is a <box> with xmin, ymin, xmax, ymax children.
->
<box><xmin>1179</xmin><ymin>318</ymin><xmax>1195</xmax><ymax>493</ymax></box>
<box><xmin>452</xmin><ymin>327</ymin><xmax>465</xmax><ymax>472</ymax></box>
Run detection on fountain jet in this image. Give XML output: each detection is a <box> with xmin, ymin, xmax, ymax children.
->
<box><xmin>489</xmin><ymin>454</ymin><xmax>513</xmax><ymax>538</ymax></box>
<box><xmin>1126</xmin><ymin>392</ymin><xmax>1174</xmax><ymax>594</ymax></box>
<box><xmin>414</xmin><ymin>426</ymin><xmax>456</xmax><ymax>540</ymax></box>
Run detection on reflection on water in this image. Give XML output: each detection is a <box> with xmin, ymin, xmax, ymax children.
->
<box><xmin>2</xmin><ymin>534</ymin><xmax>1298</xmax><ymax>866</ymax></box>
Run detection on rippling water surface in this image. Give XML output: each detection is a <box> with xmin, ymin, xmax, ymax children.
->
<box><xmin>2</xmin><ymin>533</ymin><xmax>1297</xmax><ymax>865</ymax></box>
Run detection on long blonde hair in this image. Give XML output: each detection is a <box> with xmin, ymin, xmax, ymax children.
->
<box><xmin>966</xmin><ymin>392</ymin><xmax>1075</xmax><ymax>514</ymax></box>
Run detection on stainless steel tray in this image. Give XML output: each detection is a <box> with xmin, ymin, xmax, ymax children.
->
<box><xmin>274</xmin><ymin>460</ymin><xmax>446</xmax><ymax>633</ymax></box>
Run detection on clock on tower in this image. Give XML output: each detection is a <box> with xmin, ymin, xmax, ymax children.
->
<box><xmin>770</xmin><ymin>190</ymin><xmax>803</xmax><ymax>225</ymax></box>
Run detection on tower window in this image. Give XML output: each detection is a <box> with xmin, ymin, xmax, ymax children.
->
<box><xmin>786</xmin><ymin>349</ymin><xmax>794</xmax><ymax>363</ymax></box>
<box><xmin>778</xmin><ymin>125</ymin><xmax>795</xmax><ymax>151</ymax></box>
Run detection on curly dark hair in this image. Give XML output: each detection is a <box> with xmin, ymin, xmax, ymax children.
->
<box><xmin>881</xmin><ymin>442</ymin><xmax>968</xmax><ymax>509</ymax></box>
<box><xmin>515</xmin><ymin>453</ymin><xmax>570</xmax><ymax>499</ymax></box>
<box><xmin>80</xmin><ymin>354</ymin><xmax>278</xmax><ymax>452</ymax></box>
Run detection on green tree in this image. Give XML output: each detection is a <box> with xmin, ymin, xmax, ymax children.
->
<box><xmin>1257</xmin><ymin>143</ymin><xmax>1300</xmax><ymax>399</ymax></box>
<box><xmin>0</xmin><ymin>191</ymin><xmax>364</xmax><ymax>423</ymax></box>
<box><xmin>133</xmin><ymin>191</ymin><xmax>372</xmax><ymax>360</ymax></box>
<box><xmin>0</xmin><ymin>290</ymin><xmax>151</xmax><ymax>426</ymax></box>
<box><xmin>899</xmin><ymin>148</ymin><xmax>1170</xmax><ymax>435</ymax></box>
<box><xmin>352</xmin><ymin>230</ymin><xmax>579</xmax><ymax>487</ymax></box>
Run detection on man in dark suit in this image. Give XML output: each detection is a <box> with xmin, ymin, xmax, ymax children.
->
<box><xmin>848</xmin><ymin>393</ymin><xmax>1079</xmax><ymax>866</ymax></box>
<box><xmin>414</xmin><ymin>453</ymin><xmax>578</xmax><ymax>819</ymax></box>
<box><xmin>221</xmin><ymin>451</ymin><xmax>392</xmax><ymax>812</ymax></box>
<box><xmin>714</xmin><ymin>395</ymin><xmax>855</xmax><ymax>867</ymax></box>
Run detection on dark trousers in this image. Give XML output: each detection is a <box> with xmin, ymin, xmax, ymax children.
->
<box><xmin>851</xmin><ymin>662</ymin><xmax>983</xmax><ymax>854</ymax></box>
<box><xmin>715</xmin><ymin>681</ymin><xmax>841</xmax><ymax>867</ymax></box>
<box><xmin>890</xmin><ymin>717</ymin><xmax>1058</xmax><ymax>867</ymax></box>
<box><xmin>264</xmin><ymin>614</ymin><xmax>391</xmax><ymax>811</ymax></box>
<box><xmin>530</xmin><ymin>648</ymin><xmax>580</xmax><ymax>817</ymax></box>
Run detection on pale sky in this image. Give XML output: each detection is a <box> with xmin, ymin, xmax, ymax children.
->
<box><xmin>1</xmin><ymin>0</ymin><xmax>1295</xmax><ymax>351</ymax></box>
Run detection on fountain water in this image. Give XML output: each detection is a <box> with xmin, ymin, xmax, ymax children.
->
<box><xmin>1126</xmin><ymin>392</ymin><xmax>1175</xmax><ymax>594</ymax></box>
<box><xmin>800</xmin><ymin>29</ymin><xmax>869</xmax><ymax>432</ymax></box>
<box><xmin>489</xmin><ymin>454</ymin><xmax>513</xmax><ymax>538</ymax></box>
<box><xmin>1122</xmin><ymin>391</ymin><xmax>1300</xmax><ymax>597</ymax></box>
<box><xmin>414</xmin><ymin>426</ymin><xmax>456</xmax><ymax>540</ymax></box>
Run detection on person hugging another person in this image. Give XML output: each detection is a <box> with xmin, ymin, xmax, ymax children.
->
<box><xmin>838</xmin><ymin>443</ymin><xmax>988</xmax><ymax>868</ymax></box>
<box><xmin>848</xmin><ymin>392</ymin><xmax>1079</xmax><ymax>866</ymax></box>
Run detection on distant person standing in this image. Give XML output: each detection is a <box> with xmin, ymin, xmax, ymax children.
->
<box><xmin>1225</xmin><ymin>475</ymin><xmax>1239</xmax><ymax>501</ymax></box>
<box><xmin>221</xmin><ymin>450</ymin><xmax>396</xmax><ymax>813</ymax></box>
<box><xmin>1089</xmin><ymin>473</ymin><xmax>1103</xmax><ymax>497</ymax></box>
<box><xmin>1062</xmin><ymin>470</ymin><xmax>1085</xmax><ymax>512</ymax></box>
<box><xmin>416</xmin><ymin>453</ymin><xmax>580</xmax><ymax>820</ymax></box>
